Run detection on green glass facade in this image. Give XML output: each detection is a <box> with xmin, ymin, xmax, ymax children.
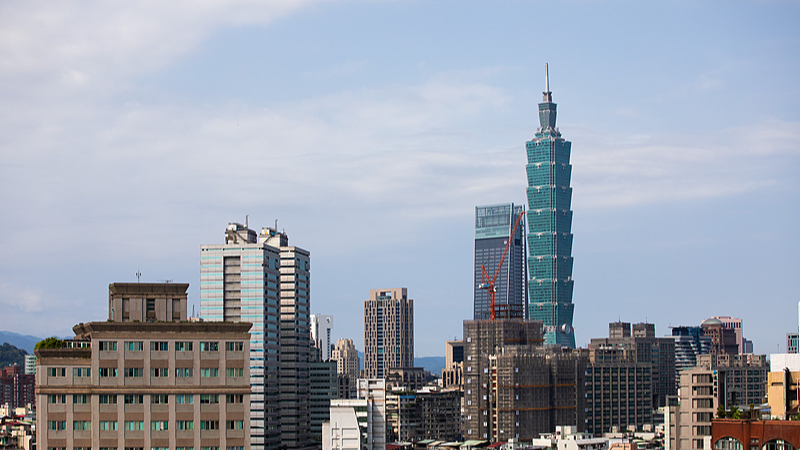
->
<box><xmin>525</xmin><ymin>69</ymin><xmax>576</xmax><ymax>347</ymax></box>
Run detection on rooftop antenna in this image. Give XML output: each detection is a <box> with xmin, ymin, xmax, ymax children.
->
<box><xmin>158</xmin><ymin>279</ymin><xmax>173</xmax><ymax>284</ymax></box>
<box><xmin>275</xmin><ymin>219</ymin><xmax>278</xmax><ymax>230</ymax></box>
<box><xmin>246</xmin><ymin>214</ymin><xmax>249</xmax><ymax>230</ymax></box>
<box><xmin>545</xmin><ymin>62</ymin><xmax>550</xmax><ymax>93</ymax></box>
<box><xmin>136</xmin><ymin>271</ymin><xmax>142</xmax><ymax>283</ymax></box>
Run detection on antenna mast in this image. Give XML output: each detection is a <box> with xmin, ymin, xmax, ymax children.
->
<box><xmin>545</xmin><ymin>62</ymin><xmax>550</xmax><ymax>93</ymax></box>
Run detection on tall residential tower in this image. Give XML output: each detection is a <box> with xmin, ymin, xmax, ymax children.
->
<box><xmin>525</xmin><ymin>64</ymin><xmax>576</xmax><ymax>347</ymax></box>
<box><xmin>364</xmin><ymin>288</ymin><xmax>414</xmax><ymax>379</ymax></box>
<box><xmin>473</xmin><ymin>203</ymin><xmax>527</xmax><ymax>320</ymax></box>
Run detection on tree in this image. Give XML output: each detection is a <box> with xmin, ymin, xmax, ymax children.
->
<box><xmin>717</xmin><ymin>405</ymin><xmax>728</xmax><ymax>419</ymax></box>
<box><xmin>730</xmin><ymin>406</ymin><xmax>742</xmax><ymax>419</ymax></box>
<box><xmin>35</xmin><ymin>337</ymin><xmax>66</xmax><ymax>350</ymax></box>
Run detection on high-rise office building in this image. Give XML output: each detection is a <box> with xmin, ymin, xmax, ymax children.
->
<box><xmin>590</xmin><ymin>322</ymin><xmax>676</xmax><ymax>409</ymax></box>
<box><xmin>201</xmin><ymin>222</ymin><xmax>312</xmax><ymax>450</ymax></box>
<box><xmin>364</xmin><ymin>288</ymin><xmax>414</xmax><ymax>379</ymax></box>
<box><xmin>474</xmin><ymin>203</ymin><xmax>527</xmax><ymax>320</ymax></box>
<box><xmin>311</xmin><ymin>314</ymin><xmax>334</xmax><ymax>361</ymax></box>
<box><xmin>525</xmin><ymin>64</ymin><xmax>576</xmax><ymax>347</ymax></box>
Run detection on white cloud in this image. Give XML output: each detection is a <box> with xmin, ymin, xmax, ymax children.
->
<box><xmin>0</xmin><ymin>0</ymin><xmax>330</xmax><ymax>99</ymax></box>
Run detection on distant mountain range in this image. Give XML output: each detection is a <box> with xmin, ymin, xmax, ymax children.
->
<box><xmin>356</xmin><ymin>350</ymin><xmax>445</xmax><ymax>375</ymax></box>
<box><xmin>0</xmin><ymin>331</ymin><xmax>42</xmax><ymax>354</ymax></box>
<box><xmin>415</xmin><ymin>356</ymin><xmax>445</xmax><ymax>375</ymax></box>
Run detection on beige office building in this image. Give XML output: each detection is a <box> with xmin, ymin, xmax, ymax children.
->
<box><xmin>36</xmin><ymin>282</ymin><xmax>251</xmax><ymax>450</ymax></box>
<box><xmin>36</xmin><ymin>321</ymin><xmax>251</xmax><ymax>450</ymax></box>
<box><xmin>364</xmin><ymin>289</ymin><xmax>413</xmax><ymax>379</ymax></box>
<box><xmin>332</xmin><ymin>339</ymin><xmax>361</xmax><ymax>399</ymax></box>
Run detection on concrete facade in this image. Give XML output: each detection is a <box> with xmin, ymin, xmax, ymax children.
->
<box><xmin>332</xmin><ymin>339</ymin><xmax>361</xmax><ymax>400</ymax></box>
<box><xmin>35</xmin><ymin>321</ymin><xmax>251</xmax><ymax>450</ymax></box>
<box><xmin>364</xmin><ymin>289</ymin><xmax>413</xmax><ymax>379</ymax></box>
<box><xmin>463</xmin><ymin>319</ymin><xmax>586</xmax><ymax>442</ymax></box>
<box><xmin>108</xmin><ymin>282</ymin><xmax>188</xmax><ymax>323</ymax></box>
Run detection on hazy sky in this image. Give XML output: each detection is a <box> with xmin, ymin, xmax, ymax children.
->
<box><xmin>1</xmin><ymin>1</ymin><xmax>798</xmax><ymax>356</ymax></box>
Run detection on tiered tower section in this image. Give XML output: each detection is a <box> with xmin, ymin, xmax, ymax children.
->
<box><xmin>525</xmin><ymin>64</ymin><xmax>576</xmax><ymax>347</ymax></box>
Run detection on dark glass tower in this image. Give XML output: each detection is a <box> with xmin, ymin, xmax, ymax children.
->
<box><xmin>473</xmin><ymin>203</ymin><xmax>527</xmax><ymax>320</ymax></box>
<box><xmin>526</xmin><ymin>64</ymin><xmax>576</xmax><ymax>347</ymax></box>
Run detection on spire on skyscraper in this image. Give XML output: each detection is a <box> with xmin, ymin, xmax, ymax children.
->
<box><xmin>543</xmin><ymin>62</ymin><xmax>552</xmax><ymax>103</ymax></box>
<box><xmin>538</xmin><ymin>63</ymin><xmax>558</xmax><ymax>133</ymax></box>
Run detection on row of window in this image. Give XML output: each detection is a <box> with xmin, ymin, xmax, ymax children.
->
<box><xmin>50</xmin><ymin>367</ymin><xmax>244</xmax><ymax>379</ymax></box>
<box><xmin>47</xmin><ymin>447</ymin><xmax>240</xmax><ymax>450</ymax></box>
<box><xmin>97</xmin><ymin>341</ymin><xmax>244</xmax><ymax>352</ymax></box>
<box><xmin>48</xmin><ymin>420</ymin><xmax>244</xmax><ymax>431</ymax></box>
<box><xmin>48</xmin><ymin>394</ymin><xmax>245</xmax><ymax>404</ymax></box>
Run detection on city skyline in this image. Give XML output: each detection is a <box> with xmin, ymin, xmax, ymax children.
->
<box><xmin>1</xmin><ymin>1</ymin><xmax>798</xmax><ymax>356</ymax></box>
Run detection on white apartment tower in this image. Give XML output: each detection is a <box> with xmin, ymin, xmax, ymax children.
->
<box><xmin>201</xmin><ymin>222</ymin><xmax>312</xmax><ymax>450</ymax></box>
<box><xmin>312</xmin><ymin>314</ymin><xmax>334</xmax><ymax>361</ymax></box>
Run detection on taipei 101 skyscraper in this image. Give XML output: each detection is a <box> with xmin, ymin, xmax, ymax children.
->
<box><xmin>525</xmin><ymin>64</ymin><xmax>576</xmax><ymax>347</ymax></box>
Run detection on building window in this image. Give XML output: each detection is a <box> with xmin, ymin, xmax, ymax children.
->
<box><xmin>150</xmin><ymin>341</ymin><xmax>168</xmax><ymax>351</ymax></box>
<box><xmin>200</xmin><ymin>394</ymin><xmax>219</xmax><ymax>404</ymax></box>
<box><xmin>48</xmin><ymin>367</ymin><xmax>66</xmax><ymax>377</ymax></box>
<box><xmin>200</xmin><ymin>368</ymin><xmax>219</xmax><ymax>378</ymax></box>
<box><xmin>99</xmin><ymin>341</ymin><xmax>117</xmax><ymax>351</ymax></box>
<box><xmin>99</xmin><ymin>421</ymin><xmax>118</xmax><ymax>431</ymax></box>
<box><xmin>200</xmin><ymin>421</ymin><xmax>219</xmax><ymax>430</ymax></box>
<box><xmin>124</xmin><ymin>421</ymin><xmax>144</xmax><ymax>431</ymax></box>
<box><xmin>175</xmin><ymin>342</ymin><xmax>193</xmax><ymax>352</ymax></box>
<box><xmin>151</xmin><ymin>394</ymin><xmax>169</xmax><ymax>404</ymax></box>
<box><xmin>226</xmin><ymin>342</ymin><xmax>244</xmax><ymax>351</ymax></box>
<box><xmin>125</xmin><ymin>341</ymin><xmax>143</xmax><ymax>351</ymax></box>
<box><xmin>99</xmin><ymin>367</ymin><xmax>117</xmax><ymax>378</ymax></box>
<box><xmin>73</xmin><ymin>421</ymin><xmax>91</xmax><ymax>431</ymax></box>
<box><xmin>226</xmin><ymin>394</ymin><xmax>244</xmax><ymax>404</ymax></box>
<box><xmin>226</xmin><ymin>368</ymin><xmax>243</xmax><ymax>377</ymax></box>
<box><xmin>151</xmin><ymin>368</ymin><xmax>169</xmax><ymax>378</ymax></box>
<box><xmin>73</xmin><ymin>394</ymin><xmax>89</xmax><ymax>404</ymax></box>
<box><xmin>176</xmin><ymin>394</ymin><xmax>194</xmax><ymax>404</ymax></box>
<box><xmin>177</xmin><ymin>420</ymin><xmax>194</xmax><ymax>430</ymax></box>
<box><xmin>124</xmin><ymin>368</ymin><xmax>143</xmax><ymax>378</ymax></box>
<box><xmin>176</xmin><ymin>368</ymin><xmax>193</xmax><ymax>377</ymax></box>
<box><xmin>124</xmin><ymin>394</ymin><xmax>144</xmax><ymax>404</ymax></box>
<box><xmin>150</xmin><ymin>421</ymin><xmax>168</xmax><ymax>431</ymax></box>
<box><xmin>226</xmin><ymin>420</ymin><xmax>244</xmax><ymax>430</ymax></box>
<box><xmin>200</xmin><ymin>342</ymin><xmax>219</xmax><ymax>352</ymax></box>
<box><xmin>48</xmin><ymin>421</ymin><xmax>66</xmax><ymax>431</ymax></box>
<box><xmin>73</xmin><ymin>367</ymin><xmax>91</xmax><ymax>377</ymax></box>
<box><xmin>48</xmin><ymin>394</ymin><xmax>66</xmax><ymax>404</ymax></box>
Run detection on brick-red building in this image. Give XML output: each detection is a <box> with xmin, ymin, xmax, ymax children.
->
<box><xmin>712</xmin><ymin>419</ymin><xmax>800</xmax><ymax>449</ymax></box>
<box><xmin>0</xmin><ymin>366</ymin><xmax>35</xmax><ymax>409</ymax></box>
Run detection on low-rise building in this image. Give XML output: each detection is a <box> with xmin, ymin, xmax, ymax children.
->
<box><xmin>36</xmin><ymin>321</ymin><xmax>252</xmax><ymax>450</ymax></box>
<box><xmin>667</xmin><ymin>353</ymin><xmax>768</xmax><ymax>450</ymax></box>
<box><xmin>386</xmin><ymin>387</ymin><xmax>461</xmax><ymax>442</ymax></box>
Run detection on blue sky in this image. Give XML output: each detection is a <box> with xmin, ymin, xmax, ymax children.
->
<box><xmin>1</xmin><ymin>0</ymin><xmax>798</xmax><ymax>356</ymax></box>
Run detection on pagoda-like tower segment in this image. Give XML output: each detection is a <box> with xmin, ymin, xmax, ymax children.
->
<box><xmin>525</xmin><ymin>64</ymin><xmax>576</xmax><ymax>348</ymax></box>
